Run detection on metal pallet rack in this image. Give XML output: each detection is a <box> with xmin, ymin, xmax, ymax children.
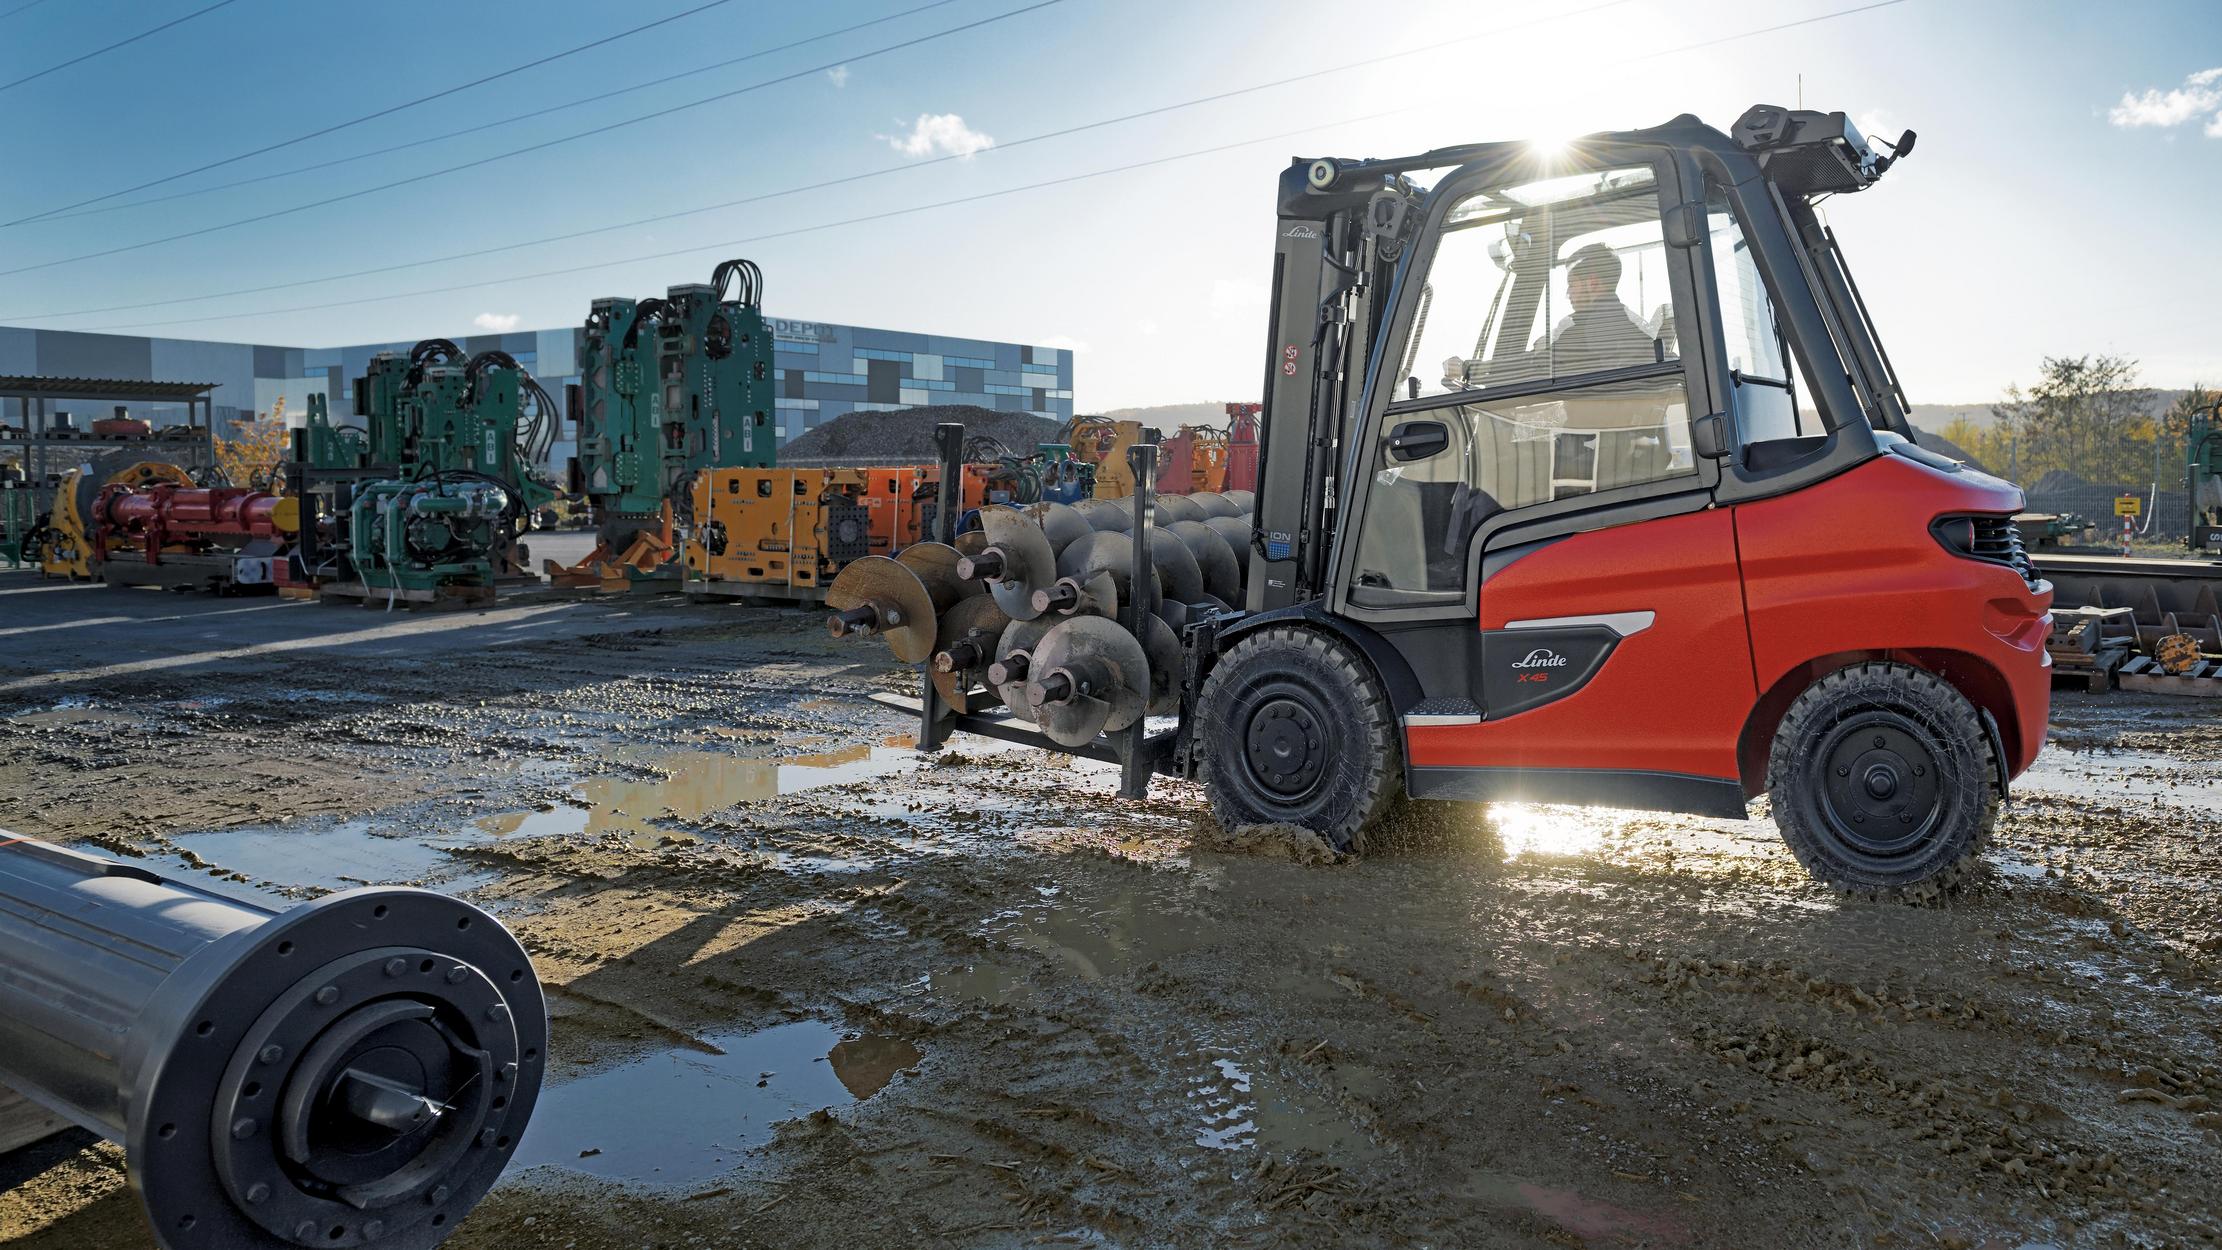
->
<box><xmin>0</xmin><ymin>375</ymin><xmax>220</xmax><ymax>484</ymax></box>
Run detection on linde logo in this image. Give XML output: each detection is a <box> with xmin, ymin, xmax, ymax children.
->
<box><xmin>1283</xmin><ymin>224</ymin><xmax>1320</xmax><ymax>239</ymax></box>
<box><xmin>1511</xmin><ymin>648</ymin><xmax>1568</xmax><ymax>670</ymax></box>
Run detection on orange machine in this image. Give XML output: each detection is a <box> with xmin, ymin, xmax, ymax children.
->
<box><xmin>685</xmin><ymin>468</ymin><xmax>875</xmax><ymax>602</ymax></box>
<box><xmin>1224</xmin><ymin>403</ymin><xmax>1260</xmax><ymax>494</ymax></box>
<box><xmin>1068</xmin><ymin>419</ymin><xmax>1143</xmax><ymax>498</ymax></box>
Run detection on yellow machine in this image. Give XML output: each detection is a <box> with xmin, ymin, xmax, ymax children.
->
<box><xmin>38</xmin><ymin>460</ymin><xmax>194</xmax><ymax>580</ymax></box>
<box><xmin>1068</xmin><ymin>419</ymin><xmax>1144</xmax><ymax>499</ymax></box>
<box><xmin>684</xmin><ymin>468</ymin><xmax>876</xmax><ymax>602</ymax></box>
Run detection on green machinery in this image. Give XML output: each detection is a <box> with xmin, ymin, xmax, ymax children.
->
<box><xmin>554</xmin><ymin>258</ymin><xmax>775</xmax><ymax>586</ymax></box>
<box><xmin>310</xmin><ymin>340</ymin><xmax>559</xmax><ymax>603</ymax></box>
<box><xmin>2192</xmin><ymin>404</ymin><xmax>2220</xmax><ymax>554</ymax></box>
<box><xmin>1</xmin><ymin>477</ymin><xmax>40</xmax><ymax>568</ymax></box>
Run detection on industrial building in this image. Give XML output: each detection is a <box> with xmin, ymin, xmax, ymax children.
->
<box><xmin>0</xmin><ymin>318</ymin><xmax>1076</xmax><ymax>468</ymax></box>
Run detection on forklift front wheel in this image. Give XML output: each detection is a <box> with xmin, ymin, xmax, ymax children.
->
<box><xmin>1766</xmin><ymin>661</ymin><xmax>1998</xmax><ymax>902</ymax></box>
<box><xmin>1197</xmin><ymin>626</ymin><xmax>1401</xmax><ymax>853</ymax></box>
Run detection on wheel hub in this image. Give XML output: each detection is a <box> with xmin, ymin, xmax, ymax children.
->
<box><xmin>1816</xmin><ymin>718</ymin><xmax>1944</xmax><ymax>863</ymax></box>
<box><xmin>1244</xmin><ymin>696</ymin><xmax>1326</xmax><ymax>797</ymax></box>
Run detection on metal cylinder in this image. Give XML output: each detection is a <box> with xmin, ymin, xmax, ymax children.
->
<box><xmin>0</xmin><ymin>834</ymin><xmax>547</xmax><ymax>1250</ymax></box>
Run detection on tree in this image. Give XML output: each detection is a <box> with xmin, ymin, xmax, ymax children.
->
<box><xmin>1989</xmin><ymin>355</ymin><xmax>2157</xmax><ymax>487</ymax></box>
<box><xmin>216</xmin><ymin>402</ymin><xmax>291</xmax><ymax>489</ymax></box>
<box><xmin>2160</xmin><ymin>384</ymin><xmax>2218</xmax><ymax>484</ymax></box>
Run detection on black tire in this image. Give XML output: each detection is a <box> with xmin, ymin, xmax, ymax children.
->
<box><xmin>1197</xmin><ymin>626</ymin><xmax>1401</xmax><ymax>852</ymax></box>
<box><xmin>1766</xmin><ymin>661</ymin><xmax>1998</xmax><ymax>902</ymax></box>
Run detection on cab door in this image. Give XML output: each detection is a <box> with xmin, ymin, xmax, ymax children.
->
<box><xmin>1331</xmin><ymin>146</ymin><xmax>1755</xmax><ymax>815</ymax></box>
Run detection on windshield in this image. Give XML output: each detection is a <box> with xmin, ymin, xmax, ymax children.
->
<box><xmin>1399</xmin><ymin>166</ymin><xmax>1678</xmax><ymax>402</ymax></box>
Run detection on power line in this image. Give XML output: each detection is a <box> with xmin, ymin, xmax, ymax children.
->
<box><xmin>7</xmin><ymin>0</ymin><xmax>1636</xmax><ymax>319</ymax></box>
<box><xmin>25</xmin><ymin>0</ymin><xmax>966</xmax><ymax>226</ymax></box>
<box><xmin>0</xmin><ymin>0</ymin><xmax>1067</xmax><ymax>276</ymax></box>
<box><xmin>0</xmin><ymin>0</ymin><xmax>241</xmax><ymax>94</ymax></box>
<box><xmin>39</xmin><ymin>0</ymin><xmax>1910</xmax><ymax>337</ymax></box>
<box><xmin>4</xmin><ymin>0</ymin><xmax>739</xmax><ymax>225</ymax></box>
<box><xmin>67</xmin><ymin>0</ymin><xmax>1921</xmax><ymax>338</ymax></box>
<box><xmin>86</xmin><ymin>121</ymin><xmax>1397</xmax><ymax>335</ymax></box>
<box><xmin>0</xmin><ymin>0</ymin><xmax>60</xmax><ymax>24</ymax></box>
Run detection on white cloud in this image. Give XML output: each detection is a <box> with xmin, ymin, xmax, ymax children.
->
<box><xmin>826</xmin><ymin>65</ymin><xmax>848</xmax><ymax>88</ymax></box>
<box><xmin>881</xmin><ymin>113</ymin><xmax>994</xmax><ymax>159</ymax></box>
<box><xmin>2108</xmin><ymin>67</ymin><xmax>2222</xmax><ymax>133</ymax></box>
<box><xmin>472</xmin><ymin>312</ymin><xmax>521</xmax><ymax>332</ymax></box>
<box><xmin>1137</xmin><ymin>318</ymin><xmax>1160</xmax><ymax>337</ymax></box>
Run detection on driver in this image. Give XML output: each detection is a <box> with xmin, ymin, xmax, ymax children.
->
<box><xmin>1439</xmin><ymin>243</ymin><xmax>1661</xmax><ymax>388</ymax></box>
<box><xmin>1546</xmin><ymin>243</ymin><xmax>1659</xmax><ymax>376</ymax></box>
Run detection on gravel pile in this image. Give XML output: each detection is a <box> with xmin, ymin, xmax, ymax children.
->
<box><xmin>780</xmin><ymin>405</ymin><xmax>1066</xmax><ymax>466</ymax></box>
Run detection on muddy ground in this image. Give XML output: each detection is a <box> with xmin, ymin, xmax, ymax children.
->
<box><xmin>0</xmin><ymin>580</ymin><xmax>2217</xmax><ymax>1249</ymax></box>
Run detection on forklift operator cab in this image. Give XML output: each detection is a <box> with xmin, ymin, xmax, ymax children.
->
<box><xmin>1211</xmin><ymin>106</ymin><xmax>2053</xmax><ymax>901</ymax></box>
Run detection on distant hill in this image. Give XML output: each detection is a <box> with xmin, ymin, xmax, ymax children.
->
<box><xmin>1909</xmin><ymin>390</ymin><xmax>2188</xmax><ymax>432</ymax></box>
<box><xmin>1095</xmin><ymin>402</ymin><xmax>1234</xmax><ymax>432</ymax></box>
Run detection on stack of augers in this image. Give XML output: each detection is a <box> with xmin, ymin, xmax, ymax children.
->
<box><xmin>824</xmin><ymin>424</ymin><xmax>1253</xmax><ymax>796</ymax></box>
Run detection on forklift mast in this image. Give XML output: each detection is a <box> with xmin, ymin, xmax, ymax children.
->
<box><xmin>1250</xmin><ymin>162</ymin><xmax>1420</xmax><ymax>611</ymax></box>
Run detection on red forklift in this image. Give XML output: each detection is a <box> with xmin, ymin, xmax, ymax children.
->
<box><xmin>876</xmin><ymin>105</ymin><xmax>2053</xmax><ymax>901</ymax></box>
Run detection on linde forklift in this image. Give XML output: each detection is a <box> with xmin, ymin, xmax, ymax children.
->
<box><xmin>848</xmin><ymin>105</ymin><xmax>2054</xmax><ymax>901</ymax></box>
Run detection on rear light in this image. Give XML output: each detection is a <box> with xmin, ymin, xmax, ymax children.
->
<box><xmin>1931</xmin><ymin>513</ymin><xmax>2038</xmax><ymax>588</ymax></box>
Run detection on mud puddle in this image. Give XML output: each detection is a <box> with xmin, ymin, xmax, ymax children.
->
<box><xmin>508</xmin><ymin>1022</ymin><xmax>923</xmax><ymax>1185</ymax></box>
<box><xmin>473</xmin><ymin>745</ymin><xmax>921</xmax><ymax>848</ymax></box>
<box><xmin>2019</xmin><ymin>743</ymin><xmax>2222</xmax><ymax>805</ymax></box>
<box><xmin>173</xmin><ymin>817</ymin><xmax>496</xmax><ymax>896</ymax></box>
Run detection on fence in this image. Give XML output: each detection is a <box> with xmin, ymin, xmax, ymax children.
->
<box><xmin>2024</xmin><ymin>486</ymin><xmax>2190</xmax><ymax>539</ymax></box>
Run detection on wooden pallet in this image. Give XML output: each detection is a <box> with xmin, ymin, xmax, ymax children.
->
<box><xmin>2116</xmin><ymin>654</ymin><xmax>2222</xmax><ymax>697</ymax></box>
<box><xmin>2051</xmin><ymin>644</ymin><xmax>2129</xmax><ymax>694</ymax></box>
<box><xmin>315</xmin><ymin>580</ymin><xmax>495</xmax><ymax>610</ymax></box>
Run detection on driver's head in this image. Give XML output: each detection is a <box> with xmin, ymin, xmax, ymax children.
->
<box><xmin>1566</xmin><ymin>244</ymin><xmax>1622</xmax><ymax>310</ymax></box>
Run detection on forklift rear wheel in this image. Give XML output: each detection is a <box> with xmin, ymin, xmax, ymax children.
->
<box><xmin>1766</xmin><ymin>661</ymin><xmax>1997</xmax><ymax>902</ymax></box>
<box><xmin>1197</xmin><ymin>626</ymin><xmax>1400</xmax><ymax>852</ymax></box>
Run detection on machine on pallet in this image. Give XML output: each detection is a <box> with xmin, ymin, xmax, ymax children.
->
<box><xmin>683</xmin><ymin>467</ymin><xmax>876</xmax><ymax>603</ymax></box>
<box><xmin>825</xmin><ymin>105</ymin><xmax>2062</xmax><ymax>903</ymax></box>
<box><xmin>681</xmin><ymin>455</ymin><xmax>1059</xmax><ymax>606</ymax></box>
<box><xmin>551</xmin><ymin>258</ymin><xmax>776</xmax><ymax>591</ymax></box>
<box><xmin>312</xmin><ymin>342</ymin><xmax>559</xmax><ymax>606</ymax></box>
<box><xmin>0</xmin><ymin>833</ymin><xmax>546</xmax><ymax>1250</ymax></box>
<box><xmin>2</xmin><ymin>476</ymin><xmax>39</xmax><ymax>568</ymax></box>
<box><xmin>2191</xmin><ymin>403</ymin><xmax>2220</xmax><ymax>554</ymax></box>
<box><xmin>88</xmin><ymin>465</ymin><xmax>300</xmax><ymax>593</ymax></box>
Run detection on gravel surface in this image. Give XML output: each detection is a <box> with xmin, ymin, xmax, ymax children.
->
<box><xmin>781</xmin><ymin>405</ymin><xmax>1065</xmax><ymax>466</ymax></box>
<box><xmin>0</xmin><ymin>583</ymin><xmax>2217</xmax><ymax>1249</ymax></box>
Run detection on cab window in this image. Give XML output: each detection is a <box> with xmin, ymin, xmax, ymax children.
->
<box><xmin>1354</xmin><ymin>166</ymin><xmax>1695</xmax><ymax>607</ymax></box>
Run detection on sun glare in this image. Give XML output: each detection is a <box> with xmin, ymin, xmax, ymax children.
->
<box><xmin>1489</xmin><ymin>803</ymin><xmax>1608</xmax><ymax>860</ymax></box>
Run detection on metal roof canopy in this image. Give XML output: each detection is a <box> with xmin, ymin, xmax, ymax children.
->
<box><xmin>0</xmin><ymin>375</ymin><xmax>220</xmax><ymax>402</ymax></box>
<box><xmin>1</xmin><ymin>375</ymin><xmax>221</xmax><ymax>484</ymax></box>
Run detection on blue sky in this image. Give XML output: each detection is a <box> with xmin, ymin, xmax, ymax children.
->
<box><xmin>1</xmin><ymin>0</ymin><xmax>2217</xmax><ymax>409</ymax></box>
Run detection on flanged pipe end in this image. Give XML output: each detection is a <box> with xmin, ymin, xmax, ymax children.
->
<box><xmin>955</xmin><ymin>548</ymin><xmax>1006</xmax><ymax>583</ymax></box>
<box><xmin>827</xmin><ymin>603</ymin><xmax>887</xmax><ymax>638</ymax></box>
<box><xmin>1031</xmin><ymin>581</ymin><xmax>1081</xmax><ymax>615</ymax></box>
<box><xmin>126</xmin><ymin>888</ymin><xmax>548</xmax><ymax>1250</ymax></box>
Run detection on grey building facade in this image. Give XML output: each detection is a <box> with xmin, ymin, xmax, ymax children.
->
<box><xmin>0</xmin><ymin>318</ymin><xmax>1076</xmax><ymax>469</ymax></box>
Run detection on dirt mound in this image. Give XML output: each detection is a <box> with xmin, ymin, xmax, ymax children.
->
<box><xmin>780</xmin><ymin>405</ymin><xmax>1065</xmax><ymax>466</ymax></box>
<box><xmin>1195</xmin><ymin>821</ymin><xmax>1345</xmax><ymax>865</ymax></box>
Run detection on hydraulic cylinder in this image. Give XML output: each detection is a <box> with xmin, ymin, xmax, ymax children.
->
<box><xmin>0</xmin><ymin>834</ymin><xmax>546</xmax><ymax>1250</ymax></box>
